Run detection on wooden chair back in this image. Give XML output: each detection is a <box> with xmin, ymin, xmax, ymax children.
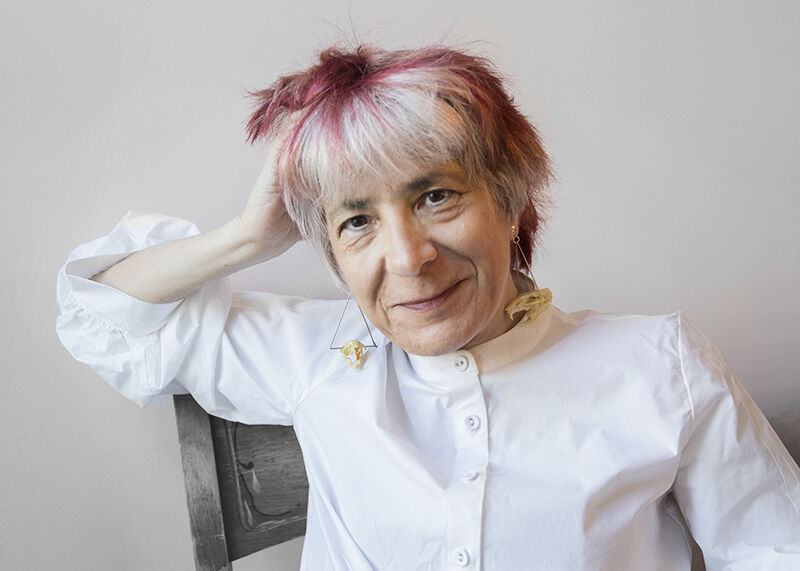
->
<box><xmin>173</xmin><ymin>394</ymin><xmax>308</xmax><ymax>570</ymax></box>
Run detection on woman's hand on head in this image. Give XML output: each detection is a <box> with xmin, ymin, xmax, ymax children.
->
<box><xmin>235</xmin><ymin>124</ymin><xmax>302</xmax><ymax>262</ymax></box>
<box><xmin>87</xmin><ymin>120</ymin><xmax>303</xmax><ymax>304</ymax></box>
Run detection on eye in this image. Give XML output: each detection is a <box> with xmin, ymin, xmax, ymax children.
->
<box><xmin>420</xmin><ymin>189</ymin><xmax>453</xmax><ymax>206</ymax></box>
<box><xmin>340</xmin><ymin>214</ymin><xmax>370</xmax><ymax>233</ymax></box>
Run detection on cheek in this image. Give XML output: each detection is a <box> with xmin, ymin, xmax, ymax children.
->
<box><xmin>335</xmin><ymin>249</ymin><xmax>383</xmax><ymax>309</ymax></box>
<box><xmin>467</xmin><ymin>227</ymin><xmax>511</xmax><ymax>273</ymax></box>
<box><xmin>468</xmin><ymin>235</ymin><xmax>514</xmax><ymax>305</ymax></box>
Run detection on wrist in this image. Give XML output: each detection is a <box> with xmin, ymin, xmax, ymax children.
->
<box><xmin>223</xmin><ymin>216</ymin><xmax>281</xmax><ymax>268</ymax></box>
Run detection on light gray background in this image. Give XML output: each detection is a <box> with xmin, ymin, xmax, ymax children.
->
<box><xmin>2</xmin><ymin>1</ymin><xmax>798</xmax><ymax>569</ymax></box>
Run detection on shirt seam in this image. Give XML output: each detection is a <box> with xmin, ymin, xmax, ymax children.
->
<box><xmin>291</xmin><ymin>363</ymin><xmax>356</xmax><ymax>418</ymax></box>
<box><xmin>756</xmin><ymin>419</ymin><xmax>800</xmax><ymax>519</ymax></box>
<box><xmin>68</xmin><ymin>288</ymin><xmax>125</xmax><ymax>333</ymax></box>
<box><xmin>66</xmin><ymin>288</ymin><xmax>159</xmax><ymax>396</ymax></box>
<box><xmin>679</xmin><ymin>312</ymin><xmax>800</xmax><ymax>521</ymax></box>
<box><xmin>676</xmin><ymin>310</ymin><xmax>696</xmax><ymax>450</ymax></box>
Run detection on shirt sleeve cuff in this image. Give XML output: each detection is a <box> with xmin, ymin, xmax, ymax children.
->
<box><xmin>56</xmin><ymin>211</ymin><xmax>201</xmax><ymax>338</ymax></box>
<box><xmin>64</xmin><ymin>260</ymin><xmax>182</xmax><ymax>338</ymax></box>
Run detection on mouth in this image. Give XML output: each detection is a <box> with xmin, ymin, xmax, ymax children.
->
<box><xmin>395</xmin><ymin>280</ymin><xmax>465</xmax><ymax>312</ymax></box>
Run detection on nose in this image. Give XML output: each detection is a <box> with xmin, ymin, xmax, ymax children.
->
<box><xmin>384</xmin><ymin>217</ymin><xmax>437</xmax><ymax>276</ymax></box>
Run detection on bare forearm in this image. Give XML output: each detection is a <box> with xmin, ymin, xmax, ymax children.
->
<box><xmin>90</xmin><ymin>217</ymin><xmax>274</xmax><ymax>303</ymax></box>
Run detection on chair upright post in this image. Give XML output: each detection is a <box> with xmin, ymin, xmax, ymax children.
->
<box><xmin>173</xmin><ymin>394</ymin><xmax>232</xmax><ymax>571</ymax></box>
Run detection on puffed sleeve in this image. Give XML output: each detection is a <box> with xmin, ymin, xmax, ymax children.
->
<box><xmin>673</xmin><ymin>313</ymin><xmax>800</xmax><ymax>570</ymax></box>
<box><xmin>56</xmin><ymin>212</ymin><xmax>351</xmax><ymax>425</ymax></box>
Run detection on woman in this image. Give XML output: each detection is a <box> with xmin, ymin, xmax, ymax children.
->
<box><xmin>56</xmin><ymin>45</ymin><xmax>800</xmax><ymax>569</ymax></box>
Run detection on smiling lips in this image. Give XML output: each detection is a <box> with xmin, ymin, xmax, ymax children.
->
<box><xmin>395</xmin><ymin>280</ymin><xmax>464</xmax><ymax>312</ymax></box>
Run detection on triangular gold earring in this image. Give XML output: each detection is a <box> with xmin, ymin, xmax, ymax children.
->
<box><xmin>505</xmin><ymin>225</ymin><xmax>553</xmax><ymax>324</ymax></box>
<box><xmin>330</xmin><ymin>294</ymin><xmax>378</xmax><ymax>369</ymax></box>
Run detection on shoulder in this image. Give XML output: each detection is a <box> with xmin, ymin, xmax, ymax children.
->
<box><xmin>229</xmin><ymin>291</ymin><xmax>383</xmax><ymax>346</ymax></box>
<box><xmin>554</xmin><ymin>306</ymin><xmax>682</xmax><ymax>330</ymax></box>
<box><xmin>551</xmin><ymin>308</ymin><xmax>741</xmax><ymax>434</ymax></box>
<box><xmin>225</xmin><ymin>290</ymin><xmax>388</xmax><ymax>389</ymax></box>
<box><xmin>549</xmin><ymin>306</ymin><xmax>684</xmax><ymax>358</ymax></box>
<box><xmin>546</xmin><ymin>308</ymin><xmax>694</xmax><ymax>411</ymax></box>
<box><xmin>231</xmin><ymin>291</ymin><xmax>342</xmax><ymax>319</ymax></box>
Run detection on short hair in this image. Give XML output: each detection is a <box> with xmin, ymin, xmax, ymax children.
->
<box><xmin>246</xmin><ymin>44</ymin><xmax>552</xmax><ymax>281</ymax></box>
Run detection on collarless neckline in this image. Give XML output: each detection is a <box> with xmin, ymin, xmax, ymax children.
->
<box><xmin>406</xmin><ymin>305</ymin><xmax>556</xmax><ymax>382</ymax></box>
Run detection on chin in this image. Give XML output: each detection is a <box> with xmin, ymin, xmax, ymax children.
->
<box><xmin>390</xmin><ymin>325</ymin><xmax>473</xmax><ymax>357</ymax></box>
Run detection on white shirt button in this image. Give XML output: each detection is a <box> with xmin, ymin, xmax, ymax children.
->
<box><xmin>463</xmin><ymin>470</ymin><xmax>479</xmax><ymax>482</ymax></box>
<box><xmin>454</xmin><ymin>355</ymin><xmax>469</xmax><ymax>372</ymax></box>
<box><xmin>465</xmin><ymin>415</ymin><xmax>481</xmax><ymax>432</ymax></box>
<box><xmin>454</xmin><ymin>548</ymin><xmax>470</xmax><ymax>566</ymax></box>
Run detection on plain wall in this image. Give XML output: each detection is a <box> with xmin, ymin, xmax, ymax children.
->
<box><xmin>2</xmin><ymin>1</ymin><xmax>798</xmax><ymax>569</ymax></box>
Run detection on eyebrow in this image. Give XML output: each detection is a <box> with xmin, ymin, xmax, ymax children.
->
<box><xmin>332</xmin><ymin>167</ymin><xmax>466</xmax><ymax>214</ymax></box>
<box><xmin>402</xmin><ymin>174</ymin><xmax>439</xmax><ymax>194</ymax></box>
<box><xmin>339</xmin><ymin>198</ymin><xmax>371</xmax><ymax>212</ymax></box>
<box><xmin>402</xmin><ymin>165</ymin><xmax>466</xmax><ymax>193</ymax></box>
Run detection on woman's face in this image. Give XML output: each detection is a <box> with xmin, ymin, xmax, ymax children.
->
<box><xmin>324</xmin><ymin>161</ymin><xmax>520</xmax><ymax>356</ymax></box>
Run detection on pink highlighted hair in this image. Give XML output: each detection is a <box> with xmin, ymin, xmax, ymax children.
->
<box><xmin>246</xmin><ymin>45</ymin><xmax>552</xmax><ymax>281</ymax></box>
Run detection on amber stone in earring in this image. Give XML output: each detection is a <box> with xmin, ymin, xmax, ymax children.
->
<box><xmin>340</xmin><ymin>340</ymin><xmax>368</xmax><ymax>369</ymax></box>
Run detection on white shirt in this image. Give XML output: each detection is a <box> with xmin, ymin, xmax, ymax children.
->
<box><xmin>56</xmin><ymin>213</ymin><xmax>800</xmax><ymax>570</ymax></box>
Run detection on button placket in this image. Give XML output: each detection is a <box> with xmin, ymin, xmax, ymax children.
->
<box><xmin>445</xmin><ymin>350</ymin><xmax>488</xmax><ymax>570</ymax></box>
